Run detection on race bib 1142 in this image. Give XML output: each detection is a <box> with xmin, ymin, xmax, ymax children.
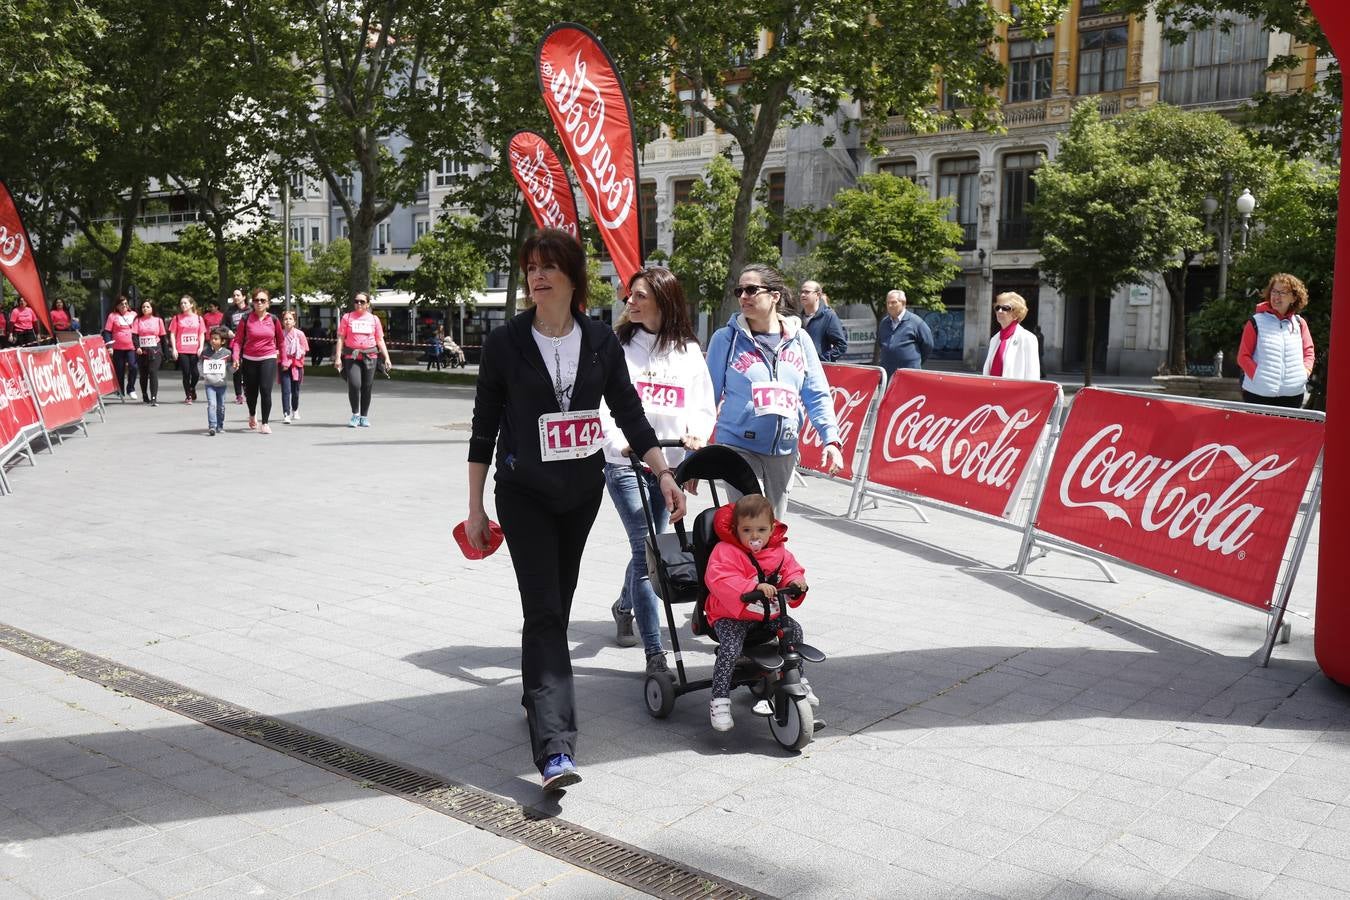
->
<box><xmin>538</xmin><ymin>409</ymin><xmax>604</xmax><ymax>461</ymax></box>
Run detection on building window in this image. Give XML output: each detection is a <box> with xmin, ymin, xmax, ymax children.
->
<box><xmin>1078</xmin><ymin>27</ymin><xmax>1128</xmax><ymax>95</ymax></box>
<box><xmin>999</xmin><ymin>151</ymin><xmax>1041</xmax><ymax>250</ymax></box>
<box><xmin>765</xmin><ymin>171</ymin><xmax>786</xmax><ymax>251</ymax></box>
<box><xmin>310</xmin><ymin>224</ymin><xmax>321</xmax><ymax>246</ymax></box>
<box><xmin>673</xmin><ymin>178</ymin><xmax>696</xmax><ymax>207</ymax></box>
<box><xmin>337</xmin><ymin>219</ymin><xmax>349</xmax><ymax>240</ymax></box>
<box><xmin>436</xmin><ymin>158</ymin><xmax>469</xmax><ymax>187</ymax></box>
<box><xmin>289</xmin><ymin>223</ymin><xmax>306</xmax><ymax>249</ymax></box>
<box><xmin>289</xmin><ymin>173</ymin><xmax>305</xmax><ymax>193</ymax></box>
<box><xmin>1009</xmin><ymin>38</ymin><xmax>1054</xmax><ymax>102</ymax></box>
<box><xmin>941</xmin><ymin>81</ymin><xmax>962</xmax><ymax>110</ymax></box>
<box><xmin>678</xmin><ymin>90</ymin><xmax>706</xmax><ymax>139</ymax></box>
<box><xmin>376</xmin><ymin>222</ymin><xmax>390</xmax><ymax>253</ymax></box>
<box><xmin>414</xmin><ymin>217</ymin><xmax>430</xmax><ymax>241</ymax></box>
<box><xmin>1160</xmin><ymin>14</ymin><xmax>1270</xmax><ymax>106</ymax></box>
<box><xmin>1079</xmin><ymin>0</ymin><xmax>1104</xmax><ymax>16</ymax></box>
<box><xmin>938</xmin><ymin>157</ymin><xmax>979</xmax><ymax>250</ymax></box>
<box><xmin>639</xmin><ymin>181</ymin><xmax>657</xmax><ymax>259</ymax></box>
<box><xmin>877</xmin><ymin>160</ymin><xmax>918</xmax><ymax>181</ymax></box>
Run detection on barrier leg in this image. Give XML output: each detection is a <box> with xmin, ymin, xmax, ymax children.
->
<box><xmin>1260</xmin><ymin>460</ymin><xmax>1324</xmax><ymax>666</ymax></box>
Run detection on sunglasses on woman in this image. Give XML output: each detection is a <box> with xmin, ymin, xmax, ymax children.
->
<box><xmin>732</xmin><ymin>285</ymin><xmax>771</xmax><ymax>298</ymax></box>
<box><xmin>994</xmin><ymin>304</ymin><xmax>1013</xmax><ymax>312</ymax></box>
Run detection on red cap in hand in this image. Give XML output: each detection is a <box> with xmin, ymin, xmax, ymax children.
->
<box><xmin>453</xmin><ymin>520</ymin><xmax>503</xmax><ymax>560</ymax></box>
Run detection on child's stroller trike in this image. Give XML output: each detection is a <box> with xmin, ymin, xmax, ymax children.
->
<box><xmin>633</xmin><ymin>443</ymin><xmax>826</xmax><ymax>750</ymax></box>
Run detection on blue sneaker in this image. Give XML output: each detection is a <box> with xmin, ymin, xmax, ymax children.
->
<box><xmin>541</xmin><ymin>754</ymin><xmax>580</xmax><ymax>790</ymax></box>
<box><xmin>348</xmin><ymin>414</ymin><xmax>360</xmax><ymax>428</ymax></box>
<box><xmin>358</xmin><ymin>416</ymin><xmax>370</xmax><ymax>427</ymax></box>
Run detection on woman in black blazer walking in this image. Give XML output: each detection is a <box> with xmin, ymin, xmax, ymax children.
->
<box><xmin>465</xmin><ymin>229</ymin><xmax>686</xmax><ymax>791</ymax></box>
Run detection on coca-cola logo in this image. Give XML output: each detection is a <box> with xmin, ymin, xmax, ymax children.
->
<box><xmin>1057</xmin><ymin>424</ymin><xmax>1297</xmax><ymax>557</ymax></box>
<box><xmin>543</xmin><ymin>52</ymin><xmax>635</xmax><ymax>231</ymax></box>
<box><xmin>802</xmin><ymin>386</ymin><xmax>868</xmax><ymax>449</ymax></box>
<box><xmin>65</xmin><ymin>354</ymin><xmax>94</xmax><ymax>399</ymax></box>
<box><xmin>510</xmin><ymin>144</ymin><xmax>577</xmax><ymax>237</ymax></box>
<box><xmin>26</xmin><ymin>354</ymin><xmax>74</xmax><ymax>406</ymax></box>
<box><xmin>881</xmin><ymin>394</ymin><xmax>1042</xmax><ymax>488</ymax></box>
<box><xmin>0</xmin><ymin>224</ymin><xmax>25</xmax><ymax>268</ymax></box>
<box><xmin>87</xmin><ymin>345</ymin><xmax>113</xmax><ymax>385</ymax></box>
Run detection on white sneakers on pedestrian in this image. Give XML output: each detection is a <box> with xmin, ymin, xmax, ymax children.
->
<box><xmin>801</xmin><ymin>678</ymin><xmax>820</xmax><ymax>707</ymax></box>
<box><xmin>710</xmin><ymin>698</ymin><xmax>733</xmax><ymax>731</ymax></box>
<box><xmin>290</xmin><ymin>411</ymin><xmax>300</xmax><ymax>421</ymax></box>
<box><xmin>282</xmin><ymin>413</ymin><xmax>291</xmax><ymax>424</ymax></box>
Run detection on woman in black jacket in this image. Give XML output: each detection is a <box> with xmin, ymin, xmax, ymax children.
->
<box><xmin>465</xmin><ymin>229</ymin><xmax>686</xmax><ymax>791</ymax></box>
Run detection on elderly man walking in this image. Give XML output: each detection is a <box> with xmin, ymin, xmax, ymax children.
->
<box><xmin>799</xmin><ymin>281</ymin><xmax>848</xmax><ymax>362</ymax></box>
<box><xmin>877</xmin><ymin>289</ymin><xmax>934</xmax><ymax>374</ymax></box>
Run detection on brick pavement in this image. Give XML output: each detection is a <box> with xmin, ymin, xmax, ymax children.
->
<box><xmin>2</xmin><ymin>377</ymin><xmax>1349</xmax><ymax>899</ymax></box>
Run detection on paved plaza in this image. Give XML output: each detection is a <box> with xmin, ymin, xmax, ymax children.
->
<box><xmin>2</xmin><ymin>376</ymin><xmax>1349</xmax><ymax>898</ymax></box>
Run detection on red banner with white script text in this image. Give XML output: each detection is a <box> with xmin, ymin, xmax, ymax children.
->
<box><xmin>537</xmin><ymin>23</ymin><xmax>643</xmax><ymax>292</ymax></box>
<box><xmin>0</xmin><ymin>180</ymin><xmax>53</xmax><ymax>335</ymax></box>
<box><xmin>867</xmin><ymin>370</ymin><xmax>1060</xmax><ymax>518</ymax></box>
<box><xmin>799</xmin><ymin>363</ymin><xmax>883</xmax><ymax>481</ymax></box>
<box><xmin>508</xmin><ymin>130</ymin><xmax>581</xmax><ymax>240</ymax></box>
<box><xmin>80</xmin><ymin>336</ymin><xmax>119</xmax><ymax>397</ymax></box>
<box><xmin>20</xmin><ymin>346</ymin><xmax>83</xmax><ymax>430</ymax></box>
<box><xmin>60</xmin><ymin>341</ymin><xmax>99</xmax><ymax>415</ymax></box>
<box><xmin>1036</xmin><ymin>389</ymin><xmax>1323</xmax><ymax>609</ymax></box>
<box><xmin>0</xmin><ymin>348</ymin><xmax>40</xmax><ymax>447</ymax></box>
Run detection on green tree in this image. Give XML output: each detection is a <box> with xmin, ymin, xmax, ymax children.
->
<box><xmin>1033</xmin><ymin>102</ymin><xmax>1198</xmax><ymax>385</ymax></box>
<box><xmin>653</xmin><ymin>0</ymin><xmax>1068</xmax><ymax>313</ymax></box>
<box><xmin>1113</xmin><ymin>103</ymin><xmax>1276</xmax><ymax>373</ymax></box>
<box><xmin>303</xmin><ymin>239</ymin><xmax>387</xmax><ymax>306</ymax></box>
<box><xmin>410</xmin><ymin>217</ymin><xmax>489</xmax><ymax>331</ymax></box>
<box><xmin>669</xmin><ymin>155</ymin><xmax>781</xmax><ymax>314</ymax></box>
<box><xmin>1191</xmin><ymin>162</ymin><xmax>1336</xmax><ymax>408</ymax></box>
<box><xmin>802</xmin><ymin>174</ymin><xmax>963</xmax><ymax>357</ymax></box>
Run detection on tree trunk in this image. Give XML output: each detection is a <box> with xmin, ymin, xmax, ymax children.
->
<box><xmin>348</xmin><ymin>217</ymin><xmax>373</xmax><ymax>297</ymax></box>
<box><xmin>503</xmin><ymin>202</ymin><xmax>531</xmax><ymax>320</ymax></box>
<box><xmin>1162</xmin><ymin>259</ymin><xmax>1191</xmax><ymax>374</ymax></box>
<box><xmin>1083</xmin><ymin>282</ymin><xmax>1096</xmax><ymax>388</ymax></box>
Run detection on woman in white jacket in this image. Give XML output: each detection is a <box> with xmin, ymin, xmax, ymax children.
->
<box><xmin>982</xmin><ymin>292</ymin><xmax>1041</xmax><ymax>380</ymax></box>
<box><xmin>600</xmin><ymin>266</ymin><xmax>715</xmax><ymax>674</ymax></box>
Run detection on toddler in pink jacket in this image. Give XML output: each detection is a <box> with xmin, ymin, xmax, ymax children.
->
<box><xmin>703</xmin><ymin>495</ymin><xmax>817</xmax><ymax>731</ymax></box>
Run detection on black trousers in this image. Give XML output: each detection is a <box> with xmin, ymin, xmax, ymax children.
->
<box><xmin>137</xmin><ymin>349</ymin><xmax>160</xmax><ymax>399</ymax></box>
<box><xmin>343</xmin><ymin>355</ymin><xmax>375</xmax><ymax>416</ymax></box>
<box><xmin>1241</xmin><ymin>389</ymin><xmax>1304</xmax><ymax>409</ymax></box>
<box><xmin>496</xmin><ymin>483</ymin><xmax>603</xmax><ymax>773</ymax></box>
<box><xmin>241</xmin><ymin>357</ymin><xmax>277</xmax><ymax>423</ymax></box>
<box><xmin>178</xmin><ymin>354</ymin><xmax>200</xmax><ymax>397</ymax></box>
<box><xmin>113</xmin><ymin>348</ymin><xmax>137</xmax><ymax>394</ymax></box>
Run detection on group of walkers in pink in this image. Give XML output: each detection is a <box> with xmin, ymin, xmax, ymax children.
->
<box><xmin>97</xmin><ymin>290</ymin><xmax>392</xmax><ymax>435</ymax></box>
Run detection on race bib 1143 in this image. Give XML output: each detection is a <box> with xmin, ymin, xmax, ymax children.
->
<box><xmin>751</xmin><ymin>381</ymin><xmax>799</xmax><ymax>419</ymax></box>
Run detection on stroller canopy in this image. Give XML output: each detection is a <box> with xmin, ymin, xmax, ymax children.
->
<box><xmin>673</xmin><ymin>445</ymin><xmax>763</xmax><ymax>498</ymax></box>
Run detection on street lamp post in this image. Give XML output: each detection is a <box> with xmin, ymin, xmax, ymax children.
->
<box><xmin>1202</xmin><ymin>174</ymin><xmax>1257</xmax><ymax>301</ymax></box>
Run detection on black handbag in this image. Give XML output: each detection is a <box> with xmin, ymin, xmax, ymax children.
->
<box><xmin>646</xmin><ymin>524</ymin><xmax>700</xmax><ymax>605</ymax></box>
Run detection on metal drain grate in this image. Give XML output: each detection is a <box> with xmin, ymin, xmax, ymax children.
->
<box><xmin>0</xmin><ymin>622</ymin><xmax>769</xmax><ymax>900</ymax></box>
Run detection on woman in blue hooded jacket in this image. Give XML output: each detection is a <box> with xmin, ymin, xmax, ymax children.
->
<box><xmin>705</xmin><ymin>264</ymin><xmax>843</xmax><ymax>519</ymax></box>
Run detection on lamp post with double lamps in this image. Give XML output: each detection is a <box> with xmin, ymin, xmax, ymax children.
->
<box><xmin>1202</xmin><ymin>174</ymin><xmax>1257</xmax><ymax>302</ymax></box>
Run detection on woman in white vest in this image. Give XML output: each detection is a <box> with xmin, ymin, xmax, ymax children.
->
<box><xmin>1237</xmin><ymin>274</ymin><xmax>1314</xmax><ymax>409</ymax></box>
<box><xmin>982</xmin><ymin>292</ymin><xmax>1040</xmax><ymax>380</ymax></box>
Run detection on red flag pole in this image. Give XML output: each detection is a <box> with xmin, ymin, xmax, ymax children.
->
<box><xmin>0</xmin><ymin>180</ymin><xmax>55</xmax><ymax>338</ymax></box>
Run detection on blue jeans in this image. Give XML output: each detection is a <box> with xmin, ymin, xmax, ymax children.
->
<box><xmin>604</xmin><ymin>463</ymin><xmax>668</xmax><ymax>656</ymax></box>
<box><xmin>280</xmin><ymin>371</ymin><xmax>301</xmax><ymax>415</ymax></box>
<box><xmin>204</xmin><ymin>384</ymin><xmax>225</xmax><ymax>430</ymax></box>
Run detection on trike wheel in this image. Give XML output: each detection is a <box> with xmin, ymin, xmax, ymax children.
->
<box><xmin>768</xmin><ymin>695</ymin><xmax>813</xmax><ymax>750</ymax></box>
<box><xmin>644</xmin><ymin>674</ymin><xmax>675</xmax><ymax>718</ymax></box>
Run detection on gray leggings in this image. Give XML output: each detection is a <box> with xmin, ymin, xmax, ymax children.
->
<box><xmin>711</xmin><ymin>614</ymin><xmax>804</xmax><ymax>699</ymax></box>
<box><xmin>723</xmin><ymin>446</ymin><xmax>798</xmax><ymax>520</ymax></box>
<box><xmin>344</xmin><ymin>356</ymin><xmax>375</xmax><ymax>415</ymax></box>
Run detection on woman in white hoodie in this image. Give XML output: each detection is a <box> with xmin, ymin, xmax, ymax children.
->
<box><xmin>600</xmin><ymin>266</ymin><xmax>716</xmax><ymax>674</ymax></box>
<box><xmin>982</xmin><ymin>291</ymin><xmax>1041</xmax><ymax>381</ymax></box>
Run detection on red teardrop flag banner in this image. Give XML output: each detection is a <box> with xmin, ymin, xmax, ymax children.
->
<box><xmin>508</xmin><ymin>130</ymin><xmax>581</xmax><ymax>240</ymax></box>
<box><xmin>0</xmin><ymin>180</ymin><xmax>53</xmax><ymax>336</ymax></box>
<box><xmin>536</xmin><ymin>23</ymin><xmax>643</xmax><ymax>294</ymax></box>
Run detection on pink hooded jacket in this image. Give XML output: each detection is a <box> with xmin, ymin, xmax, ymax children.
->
<box><xmin>703</xmin><ymin>503</ymin><xmax>806</xmax><ymax>627</ymax></box>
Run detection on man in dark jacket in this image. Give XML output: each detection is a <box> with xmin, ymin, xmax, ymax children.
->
<box><xmin>799</xmin><ymin>281</ymin><xmax>848</xmax><ymax>362</ymax></box>
<box><xmin>878</xmin><ymin>289</ymin><xmax>934</xmax><ymax>374</ymax></box>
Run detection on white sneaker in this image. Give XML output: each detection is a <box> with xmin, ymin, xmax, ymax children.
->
<box><xmin>283</xmin><ymin>413</ymin><xmax>291</xmax><ymax>424</ymax></box>
<box><xmin>290</xmin><ymin>411</ymin><xmax>300</xmax><ymax>421</ymax></box>
<box><xmin>751</xmin><ymin>698</ymin><xmax>773</xmax><ymax>716</ymax></box>
<box><xmin>710</xmin><ymin>698</ymin><xmax>733</xmax><ymax>731</ymax></box>
<box><xmin>801</xmin><ymin>678</ymin><xmax>820</xmax><ymax>708</ymax></box>
<box><xmin>127</xmin><ymin>390</ymin><xmax>137</xmax><ymax>399</ymax></box>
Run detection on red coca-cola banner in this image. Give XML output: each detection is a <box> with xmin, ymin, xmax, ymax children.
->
<box><xmin>59</xmin><ymin>342</ymin><xmax>99</xmax><ymax>415</ymax></box>
<box><xmin>20</xmin><ymin>346</ymin><xmax>83</xmax><ymax>430</ymax></box>
<box><xmin>799</xmin><ymin>363</ymin><xmax>883</xmax><ymax>481</ymax></box>
<box><xmin>537</xmin><ymin>23</ymin><xmax>643</xmax><ymax>293</ymax></box>
<box><xmin>508</xmin><ymin>130</ymin><xmax>581</xmax><ymax>240</ymax></box>
<box><xmin>867</xmin><ymin>370</ymin><xmax>1060</xmax><ymax>518</ymax></box>
<box><xmin>1036</xmin><ymin>389</ymin><xmax>1323</xmax><ymax>610</ymax></box>
<box><xmin>80</xmin><ymin>336</ymin><xmax>118</xmax><ymax>397</ymax></box>
<box><xmin>0</xmin><ymin>180</ymin><xmax>53</xmax><ymax>335</ymax></box>
<box><xmin>0</xmin><ymin>348</ymin><xmax>40</xmax><ymax>447</ymax></box>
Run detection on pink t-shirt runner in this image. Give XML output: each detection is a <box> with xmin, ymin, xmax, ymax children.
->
<box><xmin>133</xmin><ymin>315</ymin><xmax>165</xmax><ymax>350</ymax></box>
<box><xmin>339</xmin><ymin>311</ymin><xmax>383</xmax><ymax>351</ymax></box>
<box><xmin>9</xmin><ymin>307</ymin><xmax>36</xmax><ymax>331</ymax></box>
<box><xmin>231</xmin><ymin>312</ymin><xmax>282</xmax><ymax>362</ymax></box>
<box><xmin>104</xmin><ymin>311</ymin><xmax>137</xmax><ymax>350</ymax></box>
<box><xmin>170</xmin><ymin>313</ymin><xmax>206</xmax><ymax>355</ymax></box>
